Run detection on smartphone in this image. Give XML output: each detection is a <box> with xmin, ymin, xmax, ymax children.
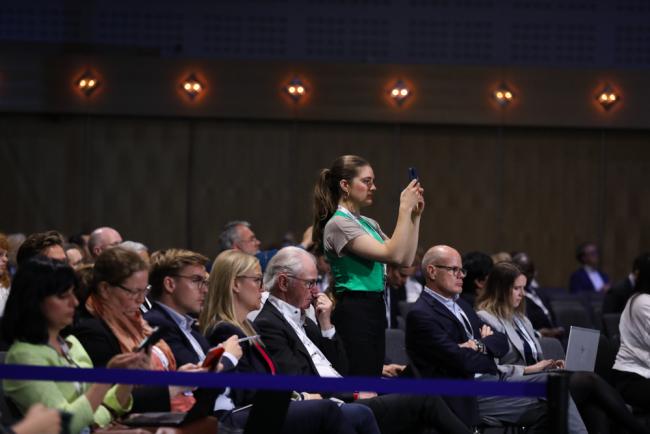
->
<box><xmin>408</xmin><ymin>167</ymin><xmax>419</xmax><ymax>182</ymax></box>
<box><xmin>59</xmin><ymin>411</ymin><xmax>72</xmax><ymax>434</ymax></box>
<box><xmin>135</xmin><ymin>326</ymin><xmax>164</xmax><ymax>352</ymax></box>
<box><xmin>202</xmin><ymin>346</ymin><xmax>225</xmax><ymax>369</ymax></box>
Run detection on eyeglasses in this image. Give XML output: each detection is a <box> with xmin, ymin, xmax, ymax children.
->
<box><xmin>173</xmin><ymin>274</ymin><xmax>209</xmax><ymax>288</ymax></box>
<box><xmin>287</xmin><ymin>275</ymin><xmax>318</xmax><ymax>289</ymax></box>
<box><xmin>433</xmin><ymin>265</ymin><xmax>467</xmax><ymax>277</ymax></box>
<box><xmin>116</xmin><ymin>283</ymin><xmax>152</xmax><ymax>299</ymax></box>
<box><xmin>237</xmin><ymin>275</ymin><xmax>264</xmax><ymax>289</ymax></box>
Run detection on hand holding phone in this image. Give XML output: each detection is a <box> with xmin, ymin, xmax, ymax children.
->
<box><xmin>408</xmin><ymin>167</ymin><xmax>419</xmax><ymax>182</ymax></box>
<box><xmin>135</xmin><ymin>326</ymin><xmax>164</xmax><ymax>352</ymax></box>
<box><xmin>202</xmin><ymin>346</ymin><xmax>226</xmax><ymax>370</ymax></box>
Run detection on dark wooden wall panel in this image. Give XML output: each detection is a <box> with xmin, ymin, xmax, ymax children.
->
<box><xmin>2</xmin><ymin>115</ymin><xmax>650</xmax><ymax>288</ymax></box>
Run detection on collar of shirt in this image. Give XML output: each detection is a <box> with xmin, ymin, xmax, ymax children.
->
<box><xmin>157</xmin><ymin>301</ymin><xmax>196</xmax><ymax>332</ymax></box>
<box><xmin>424</xmin><ymin>286</ymin><xmax>459</xmax><ymax>309</ymax></box>
<box><xmin>268</xmin><ymin>295</ymin><xmax>305</xmax><ymax>329</ymax></box>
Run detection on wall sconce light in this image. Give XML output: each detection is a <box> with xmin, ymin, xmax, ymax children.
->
<box><xmin>181</xmin><ymin>74</ymin><xmax>204</xmax><ymax>100</ymax></box>
<box><xmin>76</xmin><ymin>71</ymin><xmax>100</xmax><ymax>97</ymax></box>
<box><xmin>389</xmin><ymin>80</ymin><xmax>411</xmax><ymax>105</ymax></box>
<box><xmin>596</xmin><ymin>85</ymin><xmax>620</xmax><ymax>111</ymax></box>
<box><xmin>284</xmin><ymin>76</ymin><xmax>306</xmax><ymax>102</ymax></box>
<box><xmin>493</xmin><ymin>83</ymin><xmax>514</xmax><ymax>107</ymax></box>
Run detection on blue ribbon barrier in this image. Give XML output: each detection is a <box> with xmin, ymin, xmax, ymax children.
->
<box><xmin>0</xmin><ymin>364</ymin><xmax>546</xmax><ymax>398</ymax></box>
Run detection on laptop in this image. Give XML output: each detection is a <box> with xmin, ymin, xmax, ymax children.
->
<box><xmin>122</xmin><ymin>387</ymin><xmax>221</xmax><ymax>427</ymax></box>
<box><xmin>563</xmin><ymin>326</ymin><xmax>600</xmax><ymax>372</ymax></box>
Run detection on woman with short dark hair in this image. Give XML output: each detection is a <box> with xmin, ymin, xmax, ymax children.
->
<box><xmin>1</xmin><ymin>257</ymin><xmax>147</xmax><ymax>434</ymax></box>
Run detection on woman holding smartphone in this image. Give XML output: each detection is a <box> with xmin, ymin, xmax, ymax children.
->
<box><xmin>312</xmin><ymin>155</ymin><xmax>424</xmax><ymax>376</ymax></box>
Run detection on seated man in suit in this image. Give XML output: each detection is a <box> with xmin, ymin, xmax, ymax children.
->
<box><xmin>254</xmin><ymin>246</ymin><xmax>472</xmax><ymax>434</ymax></box>
<box><xmin>145</xmin><ymin>248</ymin><xmax>217</xmax><ymax>366</ymax></box>
<box><xmin>569</xmin><ymin>242</ymin><xmax>610</xmax><ymax>293</ymax></box>
<box><xmin>406</xmin><ymin>245</ymin><xmax>547</xmax><ymax>432</ymax></box>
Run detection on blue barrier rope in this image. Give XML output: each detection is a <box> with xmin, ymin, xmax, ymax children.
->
<box><xmin>0</xmin><ymin>364</ymin><xmax>546</xmax><ymax>398</ymax></box>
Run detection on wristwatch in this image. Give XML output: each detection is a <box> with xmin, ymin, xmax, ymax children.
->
<box><xmin>472</xmin><ymin>339</ymin><xmax>486</xmax><ymax>354</ymax></box>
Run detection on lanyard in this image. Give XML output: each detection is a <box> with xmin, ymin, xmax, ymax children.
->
<box><xmin>336</xmin><ymin>206</ymin><xmax>383</xmax><ymax>241</ymax></box>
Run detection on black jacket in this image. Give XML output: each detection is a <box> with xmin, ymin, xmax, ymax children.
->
<box><xmin>144</xmin><ymin>302</ymin><xmax>209</xmax><ymax>366</ymax></box>
<box><xmin>405</xmin><ymin>292</ymin><xmax>508</xmax><ymax>425</ymax></box>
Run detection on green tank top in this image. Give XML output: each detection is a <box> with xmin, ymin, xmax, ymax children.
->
<box><xmin>326</xmin><ymin>209</ymin><xmax>386</xmax><ymax>293</ymax></box>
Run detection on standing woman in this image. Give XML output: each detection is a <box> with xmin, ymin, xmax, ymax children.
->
<box><xmin>312</xmin><ymin>155</ymin><xmax>424</xmax><ymax>376</ymax></box>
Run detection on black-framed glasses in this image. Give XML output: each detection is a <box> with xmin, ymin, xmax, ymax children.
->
<box><xmin>237</xmin><ymin>275</ymin><xmax>264</xmax><ymax>289</ymax></box>
<box><xmin>433</xmin><ymin>265</ymin><xmax>467</xmax><ymax>277</ymax></box>
<box><xmin>172</xmin><ymin>274</ymin><xmax>209</xmax><ymax>288</ymax></box>
<box><xmin>287</xmin><ymin>275</ymin><xmax>318</xmax><ymax>289</ymax></box>
<box><xmin>116</xmin><ymin>283</ymin><xmax>151</xmax><ymax>299</ymax></box>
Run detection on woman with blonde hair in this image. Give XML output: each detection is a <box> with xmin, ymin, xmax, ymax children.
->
<box><xmin>477</xmin><ymin>262</ymin><xmax>648</xmax><ymax>434</ymax></box>
<box><xmin>201</xmin><ymin>249</ymin><xmax>379</xmax><ymax>434</ymax></box>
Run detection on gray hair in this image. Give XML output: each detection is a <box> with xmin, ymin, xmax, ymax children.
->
<box><xmin>119</xmin><ymin>240</ymin><xmax>149</xmax><ymax>254</ymax></box>
<box><xmin>264</xmin><ymin>246</ymin><xmax>316</xmax><ymax>292</ymax></box>
<box><xmin>216</xmin><ymin>220</ymin><xmax>251</xmax><ymax>254</ymax></box>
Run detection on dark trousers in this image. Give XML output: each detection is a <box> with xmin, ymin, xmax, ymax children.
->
<box><xmin>614</xmin><ymin>369</ymin><xmax>650</xmax><ymax>411</ymax></box>
<box><xmin>333</xmin><ymin>291</ymin><xmax>386</xmax><ymax>377</ymax></box>
<box><xmin>219</xmin><ymin>400</ymin><xmax>344</xmax><ymax>434</ymax></box>
<box><xmin>357</xmin><ymin>394</ymin><xmax>472</xmax><ymax>434</ymax></box>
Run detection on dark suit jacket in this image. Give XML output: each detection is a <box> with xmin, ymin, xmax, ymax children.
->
<box><xmin>569</xmin><ymin>267</ymin><xmax>610</xmax><ymax>293</ymax></box>
<box><xmin>525</xmin><ymin>288</ymin><xmax>555</xmax><ymax>330</ymax></box>
<box><xmin>603</xmin><ymin>276</ymin><xmax>635</xmax><ymax>314</ymax></box>
<box><xmin>253</xmin><ymin>301</ymin><xmax>349</xmax><ymax>378</ymax></box>
<box><xmin>405</xmin><ymin>291</ymin><xmax>508</xmax><ymax>425</ymax></box>
<box><xmin>206</xmin><ymin>321</ymin><xmax>274</xmax><ymax>407</ymax></box>
<box><xmin>71</xmin><ymin>312</ymin><xmax>171</xmax><ymax>412</ymax></box>
<box><xmin>143</xmin><ymin>302</ymin><xmax>209</xmax><ymax>366</ymax></box>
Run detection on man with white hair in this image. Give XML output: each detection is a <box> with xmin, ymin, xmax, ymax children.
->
<box><xmin>254</xmin><ymin>246</ymin><xmax>472</xmax><ymax>434</ymax></box>
<box><xmin>88</xmin><ymin>227</ymin><xmax>123</xmax><ymax>260</ymax></box>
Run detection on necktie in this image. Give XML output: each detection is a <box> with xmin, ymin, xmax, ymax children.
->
<box><xmin>514</xmin><ymin>324</ymin><xmax>537</xmax><ymax>365</ymax></box>
<box><xmin>254</xmin><ymin>341</ymin><xmax>276</xmax><ymax>375</ymax></box>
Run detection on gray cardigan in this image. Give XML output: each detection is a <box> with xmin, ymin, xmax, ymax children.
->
<box><xmin>476</xmin><ymin>309</ymin><xmax>545</xmax><ymax>378</ymax></box>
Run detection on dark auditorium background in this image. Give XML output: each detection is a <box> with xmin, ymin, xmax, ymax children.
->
<box><xmin>1</xmin><ymin>0</ymin><xmax>649</xmax><ymax>288</ymax></box>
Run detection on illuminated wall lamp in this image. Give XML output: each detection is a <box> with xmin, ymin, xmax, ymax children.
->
<box><xmin>494</xmin><ymin>84</ymin><xmax>514</xmax><ymax>107</ymax></box>
<box><xmin>181</xmin><ymin>74</ymin><xmax>204</xmax><ymax>100</ymax></box>
<box><xmin>76</xmin><ymin>71</ymin><xmax>100</xmax><ymax>97</ymax></box>
<box><xmin>389</xmin><ymin>80</ymin><xmax>411</xmax><ymax>105</ymax></box>
<box><xmin>596</xmin><ymin>85</ymin><xmax>620</xmax><ymax>111</ymax></box>
<box><xmin>284</xmin><ymin>77</ymin><xmax>306</xmax><ymax>102</ymax></box>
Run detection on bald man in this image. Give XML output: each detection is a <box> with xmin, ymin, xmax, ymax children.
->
<box><xmin>88</xmin><ymin>227</ymin><xmax>123</xmax><ymax>259</ymax></box>
<box><xmin>406</xmin><ymin>245</ymin><xmax>547</xmax><ymax>432</ymax></box>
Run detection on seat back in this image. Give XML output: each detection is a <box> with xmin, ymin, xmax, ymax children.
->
<box><xmin>539</xmin><ymin>336</ymin><xmax>565</xmax><ymax>360</ymax></box>
<box><xmin>385</xmin><ymin>328</ymin><xmax>409</xmax><ymax>365</ymax></box>
<box><xmin>550</xmin><ymin>300</ymin><xmax>595</xmax><ymax>330</ymax></box>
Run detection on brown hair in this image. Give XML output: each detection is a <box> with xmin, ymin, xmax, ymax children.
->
<box><xmin>476</xmin><ymin>261</ymin><xmax>526</xmax><ymax>319</ymax></box>
<box><xmin>148</xmin><ymin>249</ymin><xmax>209</xmax><ymax>299</ymax></box>
<box><xmin>311</xmin><ymin>155</ymin><xmax>370</xmax><ymax>253</ymax></box>
<box><xmin>91</xmin><ymin>247</ymin><xmax>148</xmax><ymax>292</ymax></box>
<box><xmin>16</xmin><ymin>230</ymin><xmax>64</xmax><ymax>266</ymax></box>
<box><xmin>0</xmin><ymin>233</ymin><xmax>10</xmax><ymax>288</ymax></box>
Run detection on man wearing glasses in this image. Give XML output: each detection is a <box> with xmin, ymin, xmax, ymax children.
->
<box><xmin>145</xmin><ymin>249</ymin><xmax>213</xmax><ymax>366</ymax></box>
<box><xmin>254</xmin><ymin>247</ymin><xmax>475</xmax><ymax>434</ymax></box>
<box><xmin>406</xmin><ymin>245</ymin><xmax>547</xmax><ymax>433</ymax></box>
